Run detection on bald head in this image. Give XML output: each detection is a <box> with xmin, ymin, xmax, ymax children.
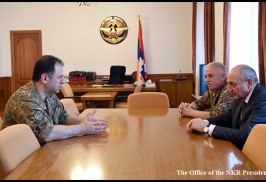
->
<box><xmin>227</xmin><ymin>64</ymin><xmax>258</xmax><ymax>100</ymax></box>
<box><xmin>230</xmin><ymin>64</ymin><xmax>258</xmax><ymax>84</ymax></box>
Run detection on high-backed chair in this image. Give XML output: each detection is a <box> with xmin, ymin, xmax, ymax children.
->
<box><xmin>131</xmin><ymin>71</ymin><xmax>137</xmax><ymax>83</ymax></box>
<box><xmin>108</xmin><ymin>66</ymin><xmax>126</xmax><ymax>85</ymax></box>
<box><xmin>61</xmin><ymin>83</ymin><xmax>83</xmax><ymax>111</ymax></box>
<box><xmin>127</xmin><ymin>92</ymin><xmax>170</xmax><ymax>109</ymax></box>
<box><xmin>0</xmin><ymin>124</ymin><xmax>41</xmax><ymax>179</ymax></box>
<box><xmin>115</xmin><ymin>82</ymin><xmax>143</xmax><ymax>108</ymax></box>
<box><xmin>242</xmin><ymin>124</ymin><xmax>266</xmax><ymax>171</ymax></box>
<box><xmin>60</xmin><ymin>99</ymin><xmax>80</xmax><ymax>116</ymax></box>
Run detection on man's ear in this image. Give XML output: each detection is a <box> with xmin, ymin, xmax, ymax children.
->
<box><xmin>246</xmin><ymin>78</ymin><xmax>253</xmax><ymax>89</ymax></box>
<box><xmin>40</xmin><ymin>73</ymin><xmax>49</xmax><ymax>84</ymax></box>
<box><xmin>221</xmin><ymin>73</ymin><xmax>227</xmax><ymax>81</ymax></box>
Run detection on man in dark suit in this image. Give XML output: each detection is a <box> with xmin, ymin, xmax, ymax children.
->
<box><xmin>186</xmin><ymin>64</ymin><xmax>266</xmax><ymax>150</ymax></box>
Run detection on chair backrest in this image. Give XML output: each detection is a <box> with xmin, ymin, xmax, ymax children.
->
<box><xmin>0</xmin><ymin>124</ymin><xmax>41</xmax><ymax>179</ymax></box>
<box><xmin>127</xmin><ymin>92</ymin><xmax>170</xmax><ymax>108</ymax></box>
<box><xmin>131</xmin><ymin>71</ymin><xmax>137</xmax><ymax>83</ymax></box>
<box><xmin>134</xmin><ymin>82</ymin><xmax>143</xmax><ymax>93</ymax></box>
<box><xmin>242</xmin><ymin>124</ymin><xmax>266</xmax><ymax>171</ymax></box>
<box><xmin>0</xmin><ymin>117</ymin><xmax>3</xmax><ymax>130</ymax></box>
<box><xmin>60</xmin><ymin>99</ymin><xmax>80</xmax><ymax>116</ymax></box>
<box><xmin>61</xmin><ymin>83</ymin><xmax>74</xmax><ymax>98</ymax></box>
<box><xmin>108</xmin><ymin>66</ymin><xmax>126</xmax><ymax>85</ymax></box>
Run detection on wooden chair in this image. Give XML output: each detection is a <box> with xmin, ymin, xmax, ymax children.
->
<box><xmin>127</xmin><ymin>92</ymin><xmax>170</xmax><ymax>109</ymax></box>
<box><xmin>61</xmin><ymin>83</ymin><xmax>83</xmax><ymax>111</ymax></box>
<box><xmin>242</xmin><ymin>124</ymin><xmax>266</xmax><ymax>171</ymax></box>
<box><xmin>115</xmin><ymin>82</ymin><xmax>143</xmax><ymax>108</ymax></box>
<box><xmin>60</xmin><ymin>98</ymin><xmax>80</xmax><ymax>116</ymax></box>
<box><xmin>0</xmin><ymin>124</ymin><xmax>41</xmax><ymax>179</ymax></box>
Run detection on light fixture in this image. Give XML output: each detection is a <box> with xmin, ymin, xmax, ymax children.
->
<box><xmin>74</xmin><ymin>2</ymin><xmax>97</xmax><ymax>6</ymax></box>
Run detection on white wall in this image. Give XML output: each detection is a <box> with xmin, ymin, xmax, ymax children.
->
<box><xmin>215</xmin><ymin>2</ymin><xmax>224</xmax><ymax>64</ymax></box>
<box><xmin>0</xmin><ymin>2</ymin><xmax>193</xmax><ymax>77</ymax></box>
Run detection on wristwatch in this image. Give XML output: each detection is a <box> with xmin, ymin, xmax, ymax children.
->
<box><xmin>203</xmin><ymin>126</ymin><xmax>209</xmax><ymax>133</ymax></box>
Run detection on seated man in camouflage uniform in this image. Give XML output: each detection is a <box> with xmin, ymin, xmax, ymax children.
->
<box><xmin>2</xmin><ymin>55</ymin><xmax>109</xmax><ymax>145</ymax></box>
<box><xmin>178</xmin><ymin>62</ymin><xmax>234</xmax><ymax>119</ymax></box>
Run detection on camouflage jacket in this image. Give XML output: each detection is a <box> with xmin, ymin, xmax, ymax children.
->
<box><xmin>194</xmin><ymin>83</ymin><xmax>234</xmax><ymax>117</ymax></box>
<box><xmin>2</xmin><ymin>81</ymin><xmax>68</xmax><ymax>145</ymax></box>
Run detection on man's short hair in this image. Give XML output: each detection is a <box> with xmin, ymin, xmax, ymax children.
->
<box><xmin>238</xmin><ymin>64</ymin><xmax>258</xmax><ymax>84</ymax></box>
<box><xmin>32</xmin><ymin>55</ymin><xmax>64</xmax><ymax>82</ymax></box>
<box><xmin>206</xmin><ymin>62</ymin><xmax>227</xmax><ymax>75</ymax></box>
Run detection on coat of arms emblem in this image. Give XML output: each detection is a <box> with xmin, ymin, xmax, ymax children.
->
<box><xmin>100</xmin><ymin>16</ymin><xmax>128</xmax><ymax>44</ymax></box>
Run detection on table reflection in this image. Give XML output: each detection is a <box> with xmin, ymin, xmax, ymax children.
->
<box><xmin>228</xmin><ymin>152</ymin><xmax>243</xmax><ymax>170</ymax></box>
<box><xmin>71</xmin><ymin>164</ymin><xmax>103</xmax><ymax>180</ymax></box>
<box><xmin>127</xmin><ymin>108</ymin><xmax>169</xmax><ymax>117</ymax></box>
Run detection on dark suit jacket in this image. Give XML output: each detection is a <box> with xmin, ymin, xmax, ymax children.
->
<box><xmin>207</xmin><ymin>83</ymin><xmax>266</xmax><ymax>150</ymax></box>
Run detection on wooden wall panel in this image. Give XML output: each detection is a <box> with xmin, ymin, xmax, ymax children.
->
<box><xmin>158</xmin><ymin>80</ymin><xmax>194</xmax><ymax>108</ymax></box>
<box><xmin>0</xmin><ymin>77</ymin><xmax>12</xmax><ymax>110</ymax></box>
<box><xmin>176</xmin><ymin>81</ymin><xmax>194</xmax><ymax>106</ymax></box>
<box><xmin>147</xmin><ymin>73</ymin><xmax>193</xmax><ymax>86</ymax></box>
<box><xmin>0</xmin><ymin>73</ymin><xmax>194</xmax><ymax>110</ymax></box>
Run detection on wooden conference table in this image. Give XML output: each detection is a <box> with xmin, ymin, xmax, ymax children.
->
<box><xmin>4</xmin><ymin>109</ymin><xmax>265</xmax><ymax>180</ymax></box>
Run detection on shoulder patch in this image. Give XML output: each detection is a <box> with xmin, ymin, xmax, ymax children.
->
<box><xmin>34</xmin><ymin>110</ymin><xmax>44</xmax><ymax>121</ymax></box>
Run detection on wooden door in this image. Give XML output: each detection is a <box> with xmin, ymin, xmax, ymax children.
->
<box><xmin>10</xmin><ymin>30</ymin><xmax>42</xmax><ymax>93</ymax></box>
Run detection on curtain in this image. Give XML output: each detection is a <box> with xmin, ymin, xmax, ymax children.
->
<box><xmin>223</xmin><ymin>2</ymin><xmax>231</xmax><ymax>74</ymax></box>
<box><xmin>192</xmin><ymin>2</ymin><xmax>197</xmax><ymax>82</ymax></box>
<box><xmin>258</xmin><ymin>2</ymin><xmax>266</xmax><ymax>86</ymax></box>
<box><xmin>204</xmin><ymin>2</ymin><xmax>215</xmax><ymax>64</ymax></box>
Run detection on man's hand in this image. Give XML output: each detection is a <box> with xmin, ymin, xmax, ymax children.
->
<box><xmin>186</xmin><ymin>118</ymin><xmax>208</xmax><ymax>133</ymax></box>
<box><xmin>180</xmin><ymin>106</ymin><xmax>195</xmax><ymax>116</ymax></box>
<box><xmin>81</xmin><ymin>109</ymin><xmax>109</xmax><ymax>135</ymax></box>
<box><xmin>178</xmin><ymin>102</ymin><xmax>190</xmax><ymax>113</ymax></box>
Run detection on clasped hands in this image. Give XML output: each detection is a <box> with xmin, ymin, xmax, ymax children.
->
<box><xmin>81</xmin><ymin>109</ymin><xmax>109</xmax><ymax>135</ymax></box>
<box><xmin>178</xmin><ymin>102</ymin><xmax>195</xmax><ymax>116</ymax></box>
<box><xmin>186</xmin><ymin>118</ymin><xmax>208</xmax><ymax>133</ymax></box>
<box><xmin>179</xmin><ymin>102</ymin><xmax>207</xmax><ymax>133</ymax></box>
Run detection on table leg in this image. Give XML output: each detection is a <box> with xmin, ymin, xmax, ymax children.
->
<box><xmin>83</xmin><ymin>101</ymin><xmax>87</xmax><ymax>110</ymax></box>
<box><xmin>109</xmin><ymin>101</ymin><xmax>114</xmax><ymax>108</ymax></box>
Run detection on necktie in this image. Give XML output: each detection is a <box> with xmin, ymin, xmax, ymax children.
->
<box><xmin>240</xmin><ymin>101</ymin><xmax>246</xmax><ymax>121</ymax></box>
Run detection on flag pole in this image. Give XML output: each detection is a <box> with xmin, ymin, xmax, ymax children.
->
<box><xmin>136</xmin><ymin>14</ymin><xmax>141</xmax><ymax>81</ymax></box>
<box><xmin>137</xmin><ymin>14</ymin><xmax>147</xmax><ymax>82</ymax></box>
<box><xmin>137</xmin><ymin>14</ymin><xmax>141</xmax><ymax>82</ymax></box>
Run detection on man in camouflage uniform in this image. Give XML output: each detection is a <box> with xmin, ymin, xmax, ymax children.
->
<box><xmin>2</xmin><ymin>55</ymin><xmax>109</xmax><ymax>145</ymax></box>
<box><xmin>178</xmin><ymin>62</ymin><xmax>234</xmax><ymax>119</ymax></box>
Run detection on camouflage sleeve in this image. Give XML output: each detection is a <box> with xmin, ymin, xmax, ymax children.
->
<box><xmin>4</xmin><ymin>100</ymin><xmax>53</xmax><ymax>145</ymax></box>
<box><xmin>27</xmin><ymin>106</ymin><xmax>54</xmax><ymax>145</ymax></box>
<box><xmin>208</xmin><ymin>91</ymin><xmax>234</xmax><ymax>117</ymax></box>
<box><xmin>28</xmin><ymin>97</ymin><xmax>68</xmax><ymax>145</ymax></box>
<box><xmin>193</xmin><ymin>91</ymin><xmax>211</xmax><ymax>111</ymax></box>
<box><xmin>2</xmin><ymin>97</ymin><xmax>22</xmax><ymax>129</ymax></box>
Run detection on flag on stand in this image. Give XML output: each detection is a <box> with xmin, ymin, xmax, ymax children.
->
<box><xmin>137</xmin><ymin>17</ymin><xmax>147</xmax><ymax>82</ymax></box>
